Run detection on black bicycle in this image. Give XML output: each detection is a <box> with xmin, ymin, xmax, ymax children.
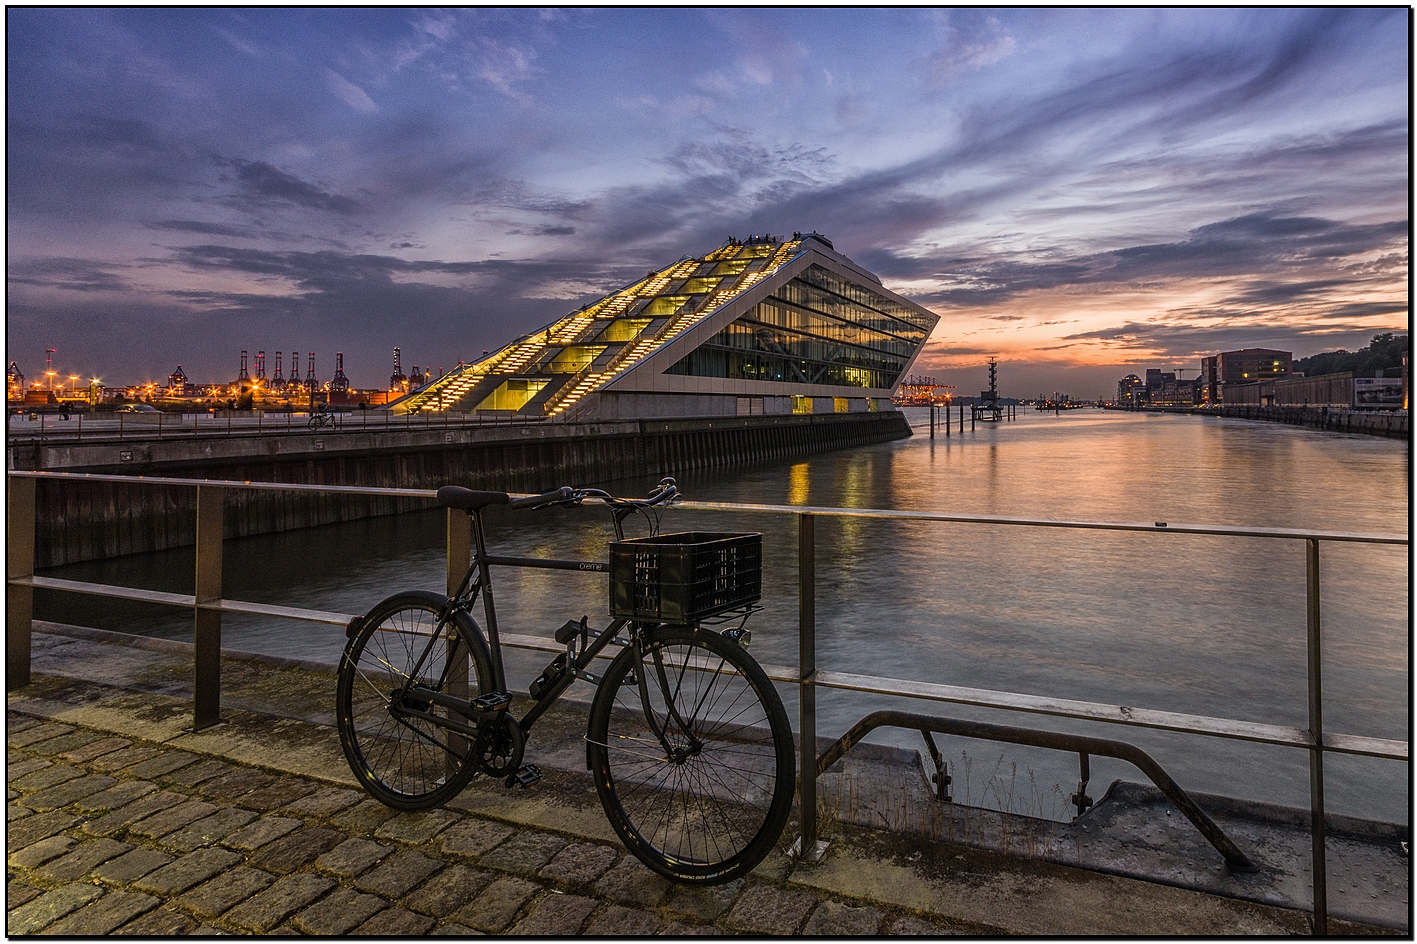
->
<box><xmin>307</xmin><ymin>408</ymin><xmax>336</xmax><ymax>430</ymax></box>
<box><xmin>335</xmin><ymin>477</ymin><xmax>795</xmax><ymax>884</ymax></box>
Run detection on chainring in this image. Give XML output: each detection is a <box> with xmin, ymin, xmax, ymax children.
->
<box><xmin>473</xmin><ymin>712</ymin><xmax>525</xmax><ymax>777</ymax></box>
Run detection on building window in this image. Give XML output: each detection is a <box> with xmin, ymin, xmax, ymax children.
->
<box><xmin>643</xmin><ymin>296</ymin><xmax>689</xmax><ymax>315</ymax></box>
<box><xmin>550</xmin><ymin>346</ymin><xmax>606</xmax><ymax>372</ymax></box>
<box><xmin>792</xmin><ymin>395</ymin><xmax>813</xmax><ymax>414</ymax></box>
<box><xmin>475</xmin><ymin>379</ymin><xmax>548</xmax><ymax>412</ymax></box>
<box><xmin>665</xmin><ymin>266</ymin><xmax>927</xmax><ymax>390</ymax></box>
<box><xmin>596</xmin><ymin>319</ymin><xmax>651</xmax><ymax>342</ymax></box>
<box><xmin>834</xmin><ymin>397</ymin><xmax>849</xmax><ymax>413</ymax></box>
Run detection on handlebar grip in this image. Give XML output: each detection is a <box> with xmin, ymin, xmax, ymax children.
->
<box><xmin>509</xmin><ymin>486</ymin><xmax>575</xmax><ymax>510</ymax></box>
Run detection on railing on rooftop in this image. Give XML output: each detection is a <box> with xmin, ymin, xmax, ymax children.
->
<box><xmin>6</xmin><ymin>470</ymin><xmax>1407</xmax><ymax>935</ymax></box>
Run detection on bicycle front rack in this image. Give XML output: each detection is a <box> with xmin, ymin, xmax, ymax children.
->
<box><xmin>816</xmin><ymin>709</ymin><xmax>1255</xmax><ymax>871</ymax></box>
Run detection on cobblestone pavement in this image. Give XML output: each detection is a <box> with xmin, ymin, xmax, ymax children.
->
<box><xmin>7</xmin><ymin>714</ymin><xmax>965</xmax><ymax>936</ymax></box>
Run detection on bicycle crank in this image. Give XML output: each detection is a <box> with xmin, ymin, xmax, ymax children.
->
<box><xmin>474</xmin><ymin>712</ymin><xmax>525</xmax><ymax>777</ymax></box>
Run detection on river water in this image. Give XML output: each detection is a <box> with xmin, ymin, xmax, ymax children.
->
<box><xmin>35</xmin><ymin>408</ymin><xmax>1409</xmax><ymax>824</ymax></box>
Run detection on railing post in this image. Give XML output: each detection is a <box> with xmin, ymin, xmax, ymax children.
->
<box><xmin>7</xmin><ymin>475</ymin><xmax>36</xmax><ymax>689</ymax></box>
<box><xmin>443</xmin><ymin>507</ymin><xmax>473</xmax><ymax>769</ymax></box>
<box><xmin>1306</xmin><ymin>537</ymin><xmax>1327</xmax><ymax>936</ymax></box>
<box><xmin>193</xmin><ymin>485</ymin><xmax>224</xmax><ymax>730</ymax></box>
<box><xmin>794</xmin><ymin>512</ymin><xmax>826</xmax><ymax>861</ymax></box>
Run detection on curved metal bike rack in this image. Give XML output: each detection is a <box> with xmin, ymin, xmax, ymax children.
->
<box><xmin>816</xmin><ymin>708</ymin><xmax>1255</xmax><ymax>871</ymax></box>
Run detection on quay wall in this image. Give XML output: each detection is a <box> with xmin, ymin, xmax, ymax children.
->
<box><xmin>1219</xmin><ymin>405</ymin><xmax>1408</xmax><ymax>439</ymax></box>
<box><xmin>16</xmin><ymin>411</ymin><xmax>910</xmax><ymax>567</ymax></box>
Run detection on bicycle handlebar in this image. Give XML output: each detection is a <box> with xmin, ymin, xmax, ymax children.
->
<box><xmin>508</xmin><ymin>486</ymin><xmax>576</xmax><ymax>510</ymax></box>
<box><xmin>510</xmin><ymin>477</ymin><xmax>677</xmax><ymax>511</ymax></box>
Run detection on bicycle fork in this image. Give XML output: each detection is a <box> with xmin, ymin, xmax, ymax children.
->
<box><xmin>631</xmin><ymin>633</ymin><xmax>707</xmax><ymax>764</ymax></box>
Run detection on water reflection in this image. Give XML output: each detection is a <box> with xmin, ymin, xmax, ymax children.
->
<box><xmin>35</xmin><ymin>409</ymin><xmax>1407</xmax><ymax>823</ymax></box>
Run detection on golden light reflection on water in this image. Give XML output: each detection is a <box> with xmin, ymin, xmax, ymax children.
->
<box><xmin>788</xmin><ymin>461</ymin><xmax>810</xmax><ymax>505</ymax></box>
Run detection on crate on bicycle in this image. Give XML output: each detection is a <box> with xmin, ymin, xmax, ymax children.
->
<box><xmin>609</xmin><ymin>531</ymin><xmax>761</xmax><ymax>623</ymax></box>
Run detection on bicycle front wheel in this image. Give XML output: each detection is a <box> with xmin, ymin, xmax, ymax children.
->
<box><xmin>587</xmin><ymin>626</ymin><xmax>794</xmax><ymax>884</ymax></box>
<box><xmin>337</xmin><ymin>591</ymin><xmax>492</xmax><ymax>811</ymax></box>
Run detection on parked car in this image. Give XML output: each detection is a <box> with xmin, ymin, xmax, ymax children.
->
<box><xmin>114</xmin><ymin>403</ymin><xmax>162</xmax><ymax>413</ymax></box>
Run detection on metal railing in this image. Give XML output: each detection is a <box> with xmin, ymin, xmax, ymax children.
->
<box><xmin>5</xmin><ymin>470</ymin><xmax>1407</xmax><ymax>933</ymax></box>
<box><xmin>4</xmin><ymin>408</ymin><xmax>541</xmax><ymax>444</ymax></box>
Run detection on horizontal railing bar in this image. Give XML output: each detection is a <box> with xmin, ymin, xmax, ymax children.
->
<box><xmin>23</xmin><ymin>576</ymin><xmax>195</xmax><ymax>608</ymax></box>
<box><xmin>7</xmin><ymin>471</ymin><xmax>441</xmax><ymax>500</ymax></box>
<box><xmin>673</xmin><ymin>500</ymin><xmax>1409</xmax><ymax>546</ymax></box>
<box><xmin>215</xmin><ymin>600</ymin><xmax>357</xmax><ymax>626</ymax></box>
<box><xmin>9</xmin><ymin>471</ymin><xmax>1405</xmax><ymax>545</ymax></box>
<box><xmin>18</xmin><ymin>576</ymin><xmax>1407</xmax><ymax>761</ymax></box>
<box><xmin>815</xmin><ymin>669</ymin><xmax>1407</xmax><ymax>760</ymax></box>
<box><xmin>1324</xmin><ymin>732</ymin><xmax>1409</xmax><ymax>760</ymax></box>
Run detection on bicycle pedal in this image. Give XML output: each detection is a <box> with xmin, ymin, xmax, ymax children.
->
<box><xmin>507</xmin><ymin>764</ymin><xmax>542</xmax><ymax>788</ymax></box>
<box><xmin>472</xmin><ymin>691</ymin><xmax>512</xmax><ymax>713</ymax></box>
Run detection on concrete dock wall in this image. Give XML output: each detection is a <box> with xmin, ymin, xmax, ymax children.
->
<box><xmin>1219</xmin><ymin>405</ymin><xmax>1408</xmax><ymax>439</ymax></box>
<box><xmin>23</xmin><ymin>411</ymin><xmax>910</xmax><ymax>566</ymax></box>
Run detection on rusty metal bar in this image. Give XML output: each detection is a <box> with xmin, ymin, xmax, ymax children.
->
<box><xmin>817</xmin><ymin>708</ymin><xmax>1254</xmax><ymax>871</ymax></box>
<box><xmin>1307</xmin><ymin>538</ymin><xmax>1327</xmax><ymax>935</ymax></box>
<box><xmin>7</xmin><ymin>474</ymin><xmax>36</xmax><ymax>689</ymax></box>
<box><xmin>193</xmin><ymin>485</ymin><xmax>224</xmax><ymax>730</ymax></box>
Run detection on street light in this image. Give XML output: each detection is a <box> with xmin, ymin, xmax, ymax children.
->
<box><xmin>69</xmin><ymin>375</ymin><xmax>79</xmax><ymax>397</ymax></box>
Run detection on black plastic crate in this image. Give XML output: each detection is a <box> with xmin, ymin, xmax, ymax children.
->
<box><xmin>609</xmin><ymin>532</ymin><xmax>762</xmax><ymax>623</ymax></box>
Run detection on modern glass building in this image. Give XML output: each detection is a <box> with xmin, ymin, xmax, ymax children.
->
<box><xmin>391</xmin><ymin>233</ymin><xmax>938</xmax><ymax>421</ymax></box>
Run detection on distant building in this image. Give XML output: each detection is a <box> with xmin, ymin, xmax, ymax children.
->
<box><xmin>390</xmin><ymin>233</ymin><xmax>939</xmax><ymax>421</ymax></box>
<box><xmin>1207</xmin><ymin>348</ymin><xmax>1292</xmax><ymax>403</ymax></box>
<box><xmin>1116</xmin><ymin>373</ymin><xmax>1146</xmax><ymax>406</ymax></box>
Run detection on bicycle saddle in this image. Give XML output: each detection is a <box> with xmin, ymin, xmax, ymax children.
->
<box><xmin>436</xmin><ymin>486</ymin><xmax>509</xmax><ymax>510</ymax></box>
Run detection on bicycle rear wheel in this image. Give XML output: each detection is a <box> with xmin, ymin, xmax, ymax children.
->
<box><xmin>336</xmin><ymin>591</ymin><xmax>492</xmax><ymax>810</ymax></box>
<box><xmin>587</xmin><ymin>626</ymin><xmax>794</xmax><ymax>884</ymax></box>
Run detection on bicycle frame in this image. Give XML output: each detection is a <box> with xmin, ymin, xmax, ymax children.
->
<box><xmin>404</xmin><ymin>502</ymin><xmax>648</xmax><ymax>741</ymax></box>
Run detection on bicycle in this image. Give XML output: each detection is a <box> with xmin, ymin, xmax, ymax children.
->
<box><xmin>307</xmin><ymin>409</ymin><xmax>335</xmax><ymax>430</ymax></box>
<box><xmin>335</xmin><ymin>477</ymin><xmax>795</xmax><ymax>884</ymax></box>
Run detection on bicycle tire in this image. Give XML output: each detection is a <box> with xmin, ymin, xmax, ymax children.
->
<box><xmin>336</xmin><ymin>591</ymin><xmax>493</xmax><ymax>810</ymax></box>
<box><xmin>587</xmin><ymin>626</ymin><xmax>794</xmax><ymax>884</ymax></box>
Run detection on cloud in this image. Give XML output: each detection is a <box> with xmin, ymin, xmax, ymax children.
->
<box><xmin>926</xmin><ymin>12</ymin><xmax>1017</xmax><ymax>83</ymax></box>
<box><xmin>225</xmin><ymin>160</ymin><xmax>359</xmax><ymax>214</ymax></box>
<box><xmin>325</xmin><ymin>69</ymin><xmax>377</xmax><ymax>113</ymax></box>
<box><xmin>147</xmin><ymin>219</ymin><xmax>260</xmax><ymax>239</ymax></box>
<box><xmin>8</xmin><ymin>257</ymin><xmax>131</xmax><ymax>293</ymax></box>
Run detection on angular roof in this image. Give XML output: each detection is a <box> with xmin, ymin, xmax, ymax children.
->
<box><xmin>391</xmin><ymin>233</ymin><xmax>937</xmax><ymax>418</ymax></box>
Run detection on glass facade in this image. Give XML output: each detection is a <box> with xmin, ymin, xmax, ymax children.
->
<box><xmin>393</xmin><ymin>233</ymin><xmax>936</xmax><ymax>417</ymax></box>
<box><xmin>666</xmin><ymin>265</ymin><xmax>931</xmax><ymax>390</ymax></box>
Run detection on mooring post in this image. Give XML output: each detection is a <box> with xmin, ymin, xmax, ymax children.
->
<box><xmin>929</xmin><ymin>404</ymin><xmax>935</xmax><ymax>439</ymax></box>
<box><xmin>193</xmin><ymin>485</ymin><xmax>224</xmax><ymax>730</ymax></box>
<box><xmin>7</xmin><ymin>474</ymin><xmax>36</xmax><ymax>690</ymax></box>
<box><xmin>1306</xmin><ymin>538</ymin><xmax>1328</xmax><ymax>936</ymax></box>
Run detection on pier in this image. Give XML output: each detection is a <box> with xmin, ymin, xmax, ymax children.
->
<box><xmin>7</xmin><ymin>411</ymin><xmax>909</xmax><ymax>566</ymax></box>
<box><xmin>7</xmin><ymin>626</ymin><xmax>1393</xmax><ymax>936</ymax></box>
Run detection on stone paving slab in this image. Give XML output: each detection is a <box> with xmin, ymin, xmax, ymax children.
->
<box><xmin>36</xmin><ymin>836</ymin><xmax>132</xmax><ymax>882</ymax></box>
<box><xmin>8</xmin><ymin>666</ymin><xmax>1386</xmax><ymax>937</ymax></box>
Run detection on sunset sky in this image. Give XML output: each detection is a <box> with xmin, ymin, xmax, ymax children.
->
<box><xmin>8</xmin><ymin>8</ymin><xmax>1408</xmax><ymax>398</ymax></box>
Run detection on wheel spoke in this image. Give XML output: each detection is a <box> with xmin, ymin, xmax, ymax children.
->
<box><xmin>589</xmin><ymin>629</ymin><xmax>792</xmax><ymax>883</ymax></box>
<box><xmin>337</xmin><ymin>598</ymin><xmax>485</xmax><ymax>811</ymax></box>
